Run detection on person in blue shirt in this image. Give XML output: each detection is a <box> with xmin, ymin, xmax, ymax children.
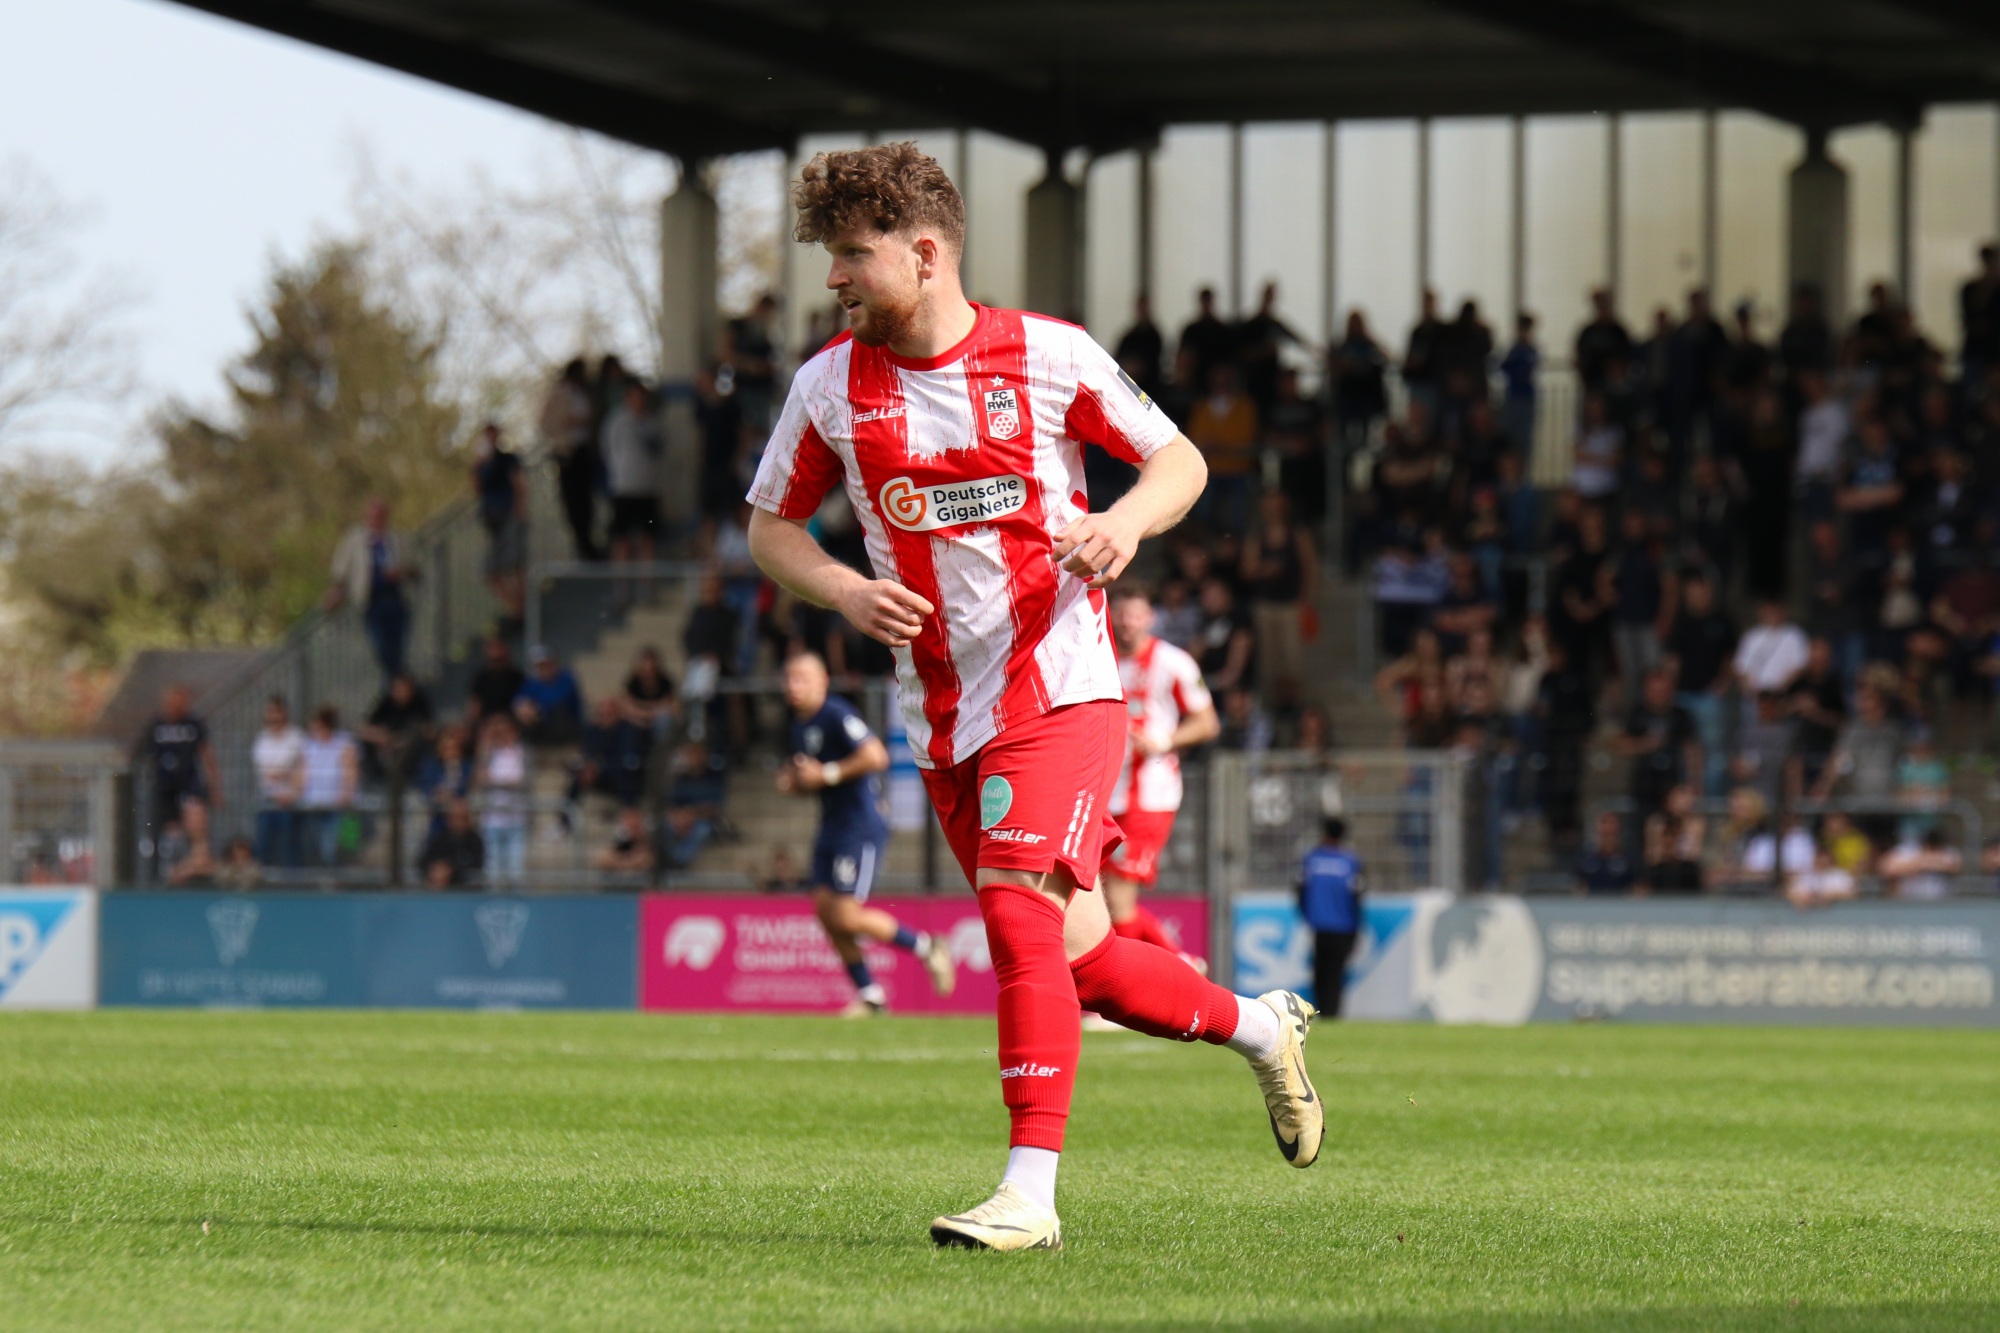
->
<box><xmin>514</xmin><ymin>646</ymin><xmax>584</xmax><ymax>746</ymax></box>
<box><xmin>1297</xmin><ymin>817</ymin><xmax>1364</xmax><ymax>1017</ymax></box>
<box><xmin>779</xmin><ymin>652</ymin><xmax>956</xmax><ymax>1016</ymax></box>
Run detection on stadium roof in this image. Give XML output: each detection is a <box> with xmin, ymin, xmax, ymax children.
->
<box><xmin>176</xmin><ymin>1</ymin><xmax>2000</xmax><ymax>157</ymax></box>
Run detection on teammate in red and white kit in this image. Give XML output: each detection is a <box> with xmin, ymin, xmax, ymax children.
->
<box><xmin>1103</xmin><ymin>585</ymin><xmax>1219</xmax><ymax>960</ymax></box>
<box><xmin>747</xmin><ymin>143</ymin><xmax>1322</xmax><ymax>1252</ymax></box>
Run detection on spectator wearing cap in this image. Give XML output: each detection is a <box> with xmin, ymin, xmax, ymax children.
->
<box><xmin>326</xmin><ymin>497</ymin><xmax>417</xmax><ymax>679</ymax></box>
<box><xmin>514</xmin><ymin>646</ymin><xmax>584</xmax><ymax>747</ymax></box>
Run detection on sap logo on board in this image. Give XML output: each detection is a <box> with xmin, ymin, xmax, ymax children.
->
<box><xmin>663</xmin><ymin>916</ymin><xmax>727</xmax><ymax>971</ymax></box>
<box><xmin>0</xmin><ymin>903</ymin><xmax>71</xmax><ymax>995</ymax></box>
<box><xmin>474</xmin><ymin>901</ymin><xmax>531</xmax><ymax>969</ymax></box>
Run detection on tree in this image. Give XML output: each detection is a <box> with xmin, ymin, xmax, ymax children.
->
<box><xmin>0</xmin><ymin>243</ymin><xmax>463</xmax><ymax>674</ymax></box>
<box><xmin>0</xmin><ymin>156</ymin><xmax>132</xmax><ymax>456</ymax></box>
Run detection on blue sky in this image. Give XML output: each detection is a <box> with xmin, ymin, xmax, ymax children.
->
<box><xmin>0</xmin><ymin>0</ymin><xmax>571</xmax><ymax>463</ymax></box>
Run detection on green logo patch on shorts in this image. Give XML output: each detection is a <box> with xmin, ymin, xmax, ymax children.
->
<box><xmin>979</xmin><ymin>775</ymin><xmax>1013</xmax><ymax>830</ymax></box>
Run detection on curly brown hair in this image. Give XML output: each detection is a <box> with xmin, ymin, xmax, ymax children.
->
<box><xmin>792</xmin><ymin>142</ymin><xmax>965</xmax><ymax>253</ymax></box>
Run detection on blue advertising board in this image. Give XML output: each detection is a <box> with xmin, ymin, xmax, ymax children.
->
<box><xmin>100</xmin><ymin>893</ymin><xmax>637</xmax><ymax>1010</ymax></box>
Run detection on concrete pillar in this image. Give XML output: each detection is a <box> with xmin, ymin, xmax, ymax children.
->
<box><xmin>1509</xmin><ymin>115</ymin><xmax>1526</xmax><ymax>318</ymax></box>
<box><xmin>1228</xmin><ymin>124</ymin><xmax>1245</xmax><ymax>316</ymax></box>
<box><xmin>1025</xmin><ymin>154</ymin><xmax>1081</xmax><ymax>319</ymax></box>
<box><xmin>659</xmin><ymin>163</ymin><xmax>719</xmax><ymax>530</ymax></box>
<box><xmin>1701</xmin><ymin>110</ymin><xmax>1719</xmax><ymax>293</ymax></box>
<box><xmin>1138</xmin><ymin>146</ymin><xmax>1155</xmax><ymax>303</ymax></box>
<box><xmin>1787</xmin><ymin>133</ymin><xmax>1850</xmax><ymax>327</ymax></box>
<box><xmin>1323</xmin><ymin>122</ymin><xmax>1339</xmax><ymax>344</ymax></box>
<box><xmin>1894</xmin><ymin>125</ymin><xmax>1915</xmax><ymax>305</ymax></box>
<box><xmin>1416</xmin><ymin>117</ymin><xmax>1432</xmax><ymax>307</ymax></box>
<box><xmin>1606</xmin><ymin>114</ymin><xmax>1623</xmax><ymax>312</ymax></box>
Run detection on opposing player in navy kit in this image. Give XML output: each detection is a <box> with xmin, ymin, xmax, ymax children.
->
<box><xmin>779</xmin><ymin>651</ymin><xmax>956</xmax><ymax>1015</ymax></box>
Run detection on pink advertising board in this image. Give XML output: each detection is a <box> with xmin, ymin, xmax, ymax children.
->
<box><xmin>640</xmin><ymin>894</ymin><xmax>1210</xmax><ymax>1014</ymax></box>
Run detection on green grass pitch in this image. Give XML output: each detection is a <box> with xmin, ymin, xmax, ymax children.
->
<box><xmin>0</xmin><ymin>1012</ymin><xmax>1995</xmax><ymax>1331</ymax></box>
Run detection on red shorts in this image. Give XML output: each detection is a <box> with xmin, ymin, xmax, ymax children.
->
<box><xmin>1104</xmin><ymin>808</ymin><xmax>1176</xmax><ymax>887</ymax></box>
<box><xmin>921</xmin><ymin>699</ymin><xmax>1125</xmax><ymax>890</ymax></box>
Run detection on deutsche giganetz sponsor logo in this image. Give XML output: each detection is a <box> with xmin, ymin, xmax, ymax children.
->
<box><xmin>663</xmin><ymin>916</ymin><xmax>727</xmax><ymax>970</ymax></box>
<box><xmin>206</xmin><ymin>900</ymin><xmax>259</xmax><ymax>967</ymax></box>
<box><xmin>473</xmin><ymin>901</ymin><xmax>531</xmax><ymax>969</ymax></box>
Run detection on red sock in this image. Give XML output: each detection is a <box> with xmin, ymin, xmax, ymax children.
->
<box><xmin>1070</xmin><ymin>931</ymin><xmax>1239</xmax><ymax>1045</ymax></box>
<box><xmin>977</xmin><ymin>883</ymin><xmax>1080</xmax><ymax>1152</ymax></box>
<box><xmin>1111</xmin><ymin>905</ymin><xmax>1179</xmax><ymax>953</ymax></box>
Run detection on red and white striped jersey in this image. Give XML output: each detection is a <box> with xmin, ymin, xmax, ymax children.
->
<box><xmin>749</xmin><ymin>305</ymin><xmax>1180</xmax><ymax>770</ymax></box>
<box><xmin>1110</xmin><ymin>636</ymin><xmax>1213</xmax><ymax>815</ymax></box>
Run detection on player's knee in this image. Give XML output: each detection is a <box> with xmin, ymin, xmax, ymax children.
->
<box><xmin>1061</xmin><ymin>885</ymin><xmax>1112</xmax><ymax>963</ymax></box>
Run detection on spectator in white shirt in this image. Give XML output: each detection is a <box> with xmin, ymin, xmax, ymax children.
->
<box><xmin>250</xmin><ymin>696</ymin><xmax>305</xmax><ymax>869</ymax></box>
<box><xmin>1785</xmin><ymin>845</ymin><xmax>1857</xmax><ymax>910</ymax></box>
<box><xmin>299</xmin><ymin>706</ymin><xmax>359</xmax><ymax>869</ymax></box>
<box><xmin>476</xmin><ymin>713</ymin><xmax>531</xmax><ymax>886</ymax></box>
<box><xmin>1794</xmin><ymin>370</ymin><xmax>1850</xmax><ymax>520</ymax></box>
<box><xmin>1733</xmin><ymin>598</ymin><xmax>1810</xmax><ymax>696</ymax></box>
<box><xmin>1878</xmin><ymin>827</ymin><xmax>1963</xmax><ymax>901</ymax></box>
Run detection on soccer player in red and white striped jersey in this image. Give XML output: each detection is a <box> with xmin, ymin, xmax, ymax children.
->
<box><xmin>1103</xmin><ymin>585</ymin><xmax>1219</xmax><ymax>959</ymax></box>
<box><xmin>746</xmin><ymin>143</ymin><xmax>1323</xmax><ymax>1252</ymax></box>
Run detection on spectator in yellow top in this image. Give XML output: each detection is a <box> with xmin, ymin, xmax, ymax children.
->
<box><xmin>1190</xmin><ymin>364</ymin><xmax>1257</xmax><ymax>536</ymax></box>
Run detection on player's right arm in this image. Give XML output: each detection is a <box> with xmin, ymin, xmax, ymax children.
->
<box><xmin>747</xmin><ymin>510</ymin><xmax>933</xmax><ymax>648</ymax></box>
<box><xmin>746</xmin><ymin>361</ymin><xmax>934</xmax><ymax>649</ymax></box>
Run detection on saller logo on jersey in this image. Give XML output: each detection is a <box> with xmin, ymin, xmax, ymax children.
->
<box><xmin>879</xmin><ymin>474</ymin><xmax>1028</xmax><ymax>533</ymax></box>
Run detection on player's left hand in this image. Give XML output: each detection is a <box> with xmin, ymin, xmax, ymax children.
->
<box><xmin>1053</xmin><ymin>511</ymin><xmax>1142</xmax><ymax>587</ymax></box>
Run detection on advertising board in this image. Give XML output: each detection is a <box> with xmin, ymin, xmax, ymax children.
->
<box><xmin>100</xmin><ymin>893</ymin><xmax>636</xmax><ymax>1009</ymax></box>
<box><xmin>641</xmin><ymin>894</ymin><xmax>1210</xmax><ymax>1014</ymax></box>
<box><xmin>0</xmin><ymin>888</ymin><xmax>97</xmax><ymax>1010</ymax></box>
<box><xmin>1233</xmin><ymin>891</ymin><xmax>2000</xmax><ymax>1027</ymax></box>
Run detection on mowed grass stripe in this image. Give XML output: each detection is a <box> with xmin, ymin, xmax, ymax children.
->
<box><xmin>0</xmin><ymin>1012</ymin><xmax>1993</xmax><ymax>1331</ymax></box>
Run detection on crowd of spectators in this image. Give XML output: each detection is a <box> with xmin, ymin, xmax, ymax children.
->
<box><xmin>144</xmin><ymin>247</ymin><xmax>2000</xmax><ymax>900</ymax></box>
<box><xmin>1343</xmin><ymin>248</ymin><xmax>2000</xmax><ymax>900</ymax></box>
<box><xmin>150</xmin><ymin>627</ymin><xmax>744</xmax><ymax>889</ymax></box>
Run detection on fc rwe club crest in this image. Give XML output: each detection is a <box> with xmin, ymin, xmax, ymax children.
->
<box><xmin>983</xmin><ymin>386</ymin><xmax>1020</xmax><ymax>441</ymax></box>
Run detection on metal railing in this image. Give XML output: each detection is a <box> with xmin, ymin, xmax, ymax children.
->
<box><xmin>0</xmin><ymin>740</ymin><xmax>125</xmax><ymax>887</ymax></box>
<box><xmin>1582</xmin><ymin>794</ymin><xmax>1992</xmax><ymax>898</ymax></box>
